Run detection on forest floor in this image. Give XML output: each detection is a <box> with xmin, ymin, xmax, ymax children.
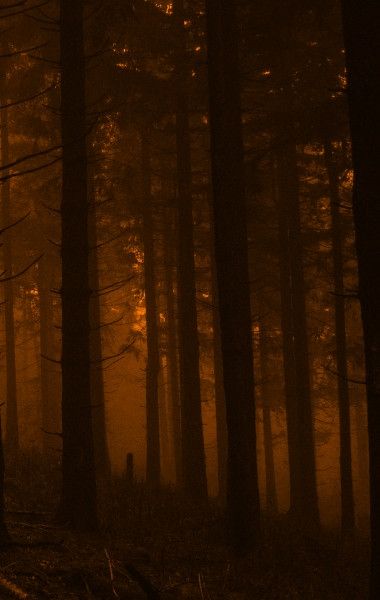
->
<box><xmin>0</xmin><ymin>455</ymin><xmax>369</xmax><ymax>599</ymax></box>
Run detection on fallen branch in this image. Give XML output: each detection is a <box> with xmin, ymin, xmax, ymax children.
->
<box><xmin>0</xmin><ymin>576</ymin><xmax>29</xmax><ymax>600</ymax></box>
<box><xmin>119</xmin><ymin>563</ymin><xmax>160</xmax><ymax>600</ymax></box>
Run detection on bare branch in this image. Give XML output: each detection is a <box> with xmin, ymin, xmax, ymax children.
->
<box><xmin>0</xmin><ymin>2</ymin><xmax>26</xmax><ymax>9</ymax></box>
<box><xmin>0</xmin><ymin>211</ymin><xmax>30</xmax><ymax>235</ymax></box>
<box><xmin>92</xmin><ymin>339</ymin><xmax>135</xmax><ymax>364</ymax></box>
<box><xmin>0</xmin><ymin>144</ymin><xmax>61</xmax><ymax>173</ymax></box>
<box><xmin>0</xmin><ymin>253</ymin><xmax>42</xmax><ymax>283</ymax></box>
<box><xmin>93</xmin><ymin>229</ymin><xmax>128</xmax><ymax>251</ymax></box>
<box><xmin>0</xmin><ymin>155</ymin><xmax>61</xmax><ymax>183</ymax></box>
<box><xmin>0</xmin><ymin>84</ymin><xmax>56</xmax><ymax>111</ymax></box>
<box><xmin>91</xmin><ymin>314</ymin><xmax>125</xmax><ymax>330</ymax></box>
<box><xmin>0</xmin><ymin>42</ymin><xmax>47</xmax><ymax>59</ymax></box>
<box><xmin>325</xmin><ymin>366</ymin><xmax>366</xmax><ymax>386</ymax></box>
<box><xmin>41</xmin><ymin>353</ymin><xmax>61</xmax><ymax>365</ymax></box>
<box><xmin>92</xmin><ymin>275</ymin><xmax>134</xmax><ymax>295</ymax></box>
<box><xmin>0</xmin><ymin>0</ymin><xmax>50</xmax><ymax>19</ymax></box>
<box><xmin>41</xmin><ymin>428</ymin><xmax>62</xmax><ymax>437</ymax></box>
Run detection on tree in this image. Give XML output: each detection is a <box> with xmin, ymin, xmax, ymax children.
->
<box><xmin>141</xmin><ymin>129</ymin><xmax>161</xmax><ymax>489</ymax></box>
<box><xmin>59</xmin><ymin>0</ymin><xmax>97</xmax><ymax>530</ymax></box>
<box><xmin>1</xmin><ymin>104</ymin><xmax>19</xmax><ymax>453</ymax></box>
<box><xmin>259</xmin><ymin>322</ymin><xmax>278</xmax><ymax>516</ymax></box>
<box><xmin>341</xmin><ymin>1</ymin><xmax>380</xmax><ymax>595</ymax></box>
<box><xmin>323</xmin><ymin>138</ymin><xmax>355</xmax><ymax>535</ymax></box>
<box><xmin>173</xmin><ymin>0</ymin><xmax>208</xmax><ymax>502</ymax></box>
<box><xmin>205</xmin><ymin>0</ymin><xmax>261</xmax><ymax>551</ymax></box>
<box><xmin>275</xmin><ymin>140</ymin><xmax>320</xmax><ymax>533</ymax></box>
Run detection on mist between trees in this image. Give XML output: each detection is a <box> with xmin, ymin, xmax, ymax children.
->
<box><xmin>0</xmin><ymin>0</ymin><xmax>376</xmax><ymax>599</ymax></box>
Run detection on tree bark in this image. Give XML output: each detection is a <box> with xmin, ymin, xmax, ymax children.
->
<box><xmin>0</xmin><ymin>413</ymin><xmax>9</xmax><ymax>544</ymax></box>
<box><xmin>205</xmin><ymin>0</ymin><xmax>261</xmax><ymax>552</ymax></box>
<box><xmin>259</xmin><ymin>323</ymin><xmax>278</xmax><ymax>516</ymax></box>
<box><xmin>276</xmin><ymin>141</ymin><xmax>320</xmax><ymax>533</ymax></box>
<box><xmin>209</xmin><ymin>208</ymin><xmax>227</xmax><ymax>504</ymax></box>
<box><xmin>0</xmin><ymin>105</ymin><xmax>18</xmax><ymax>453</ymax></box>
<box><xmin>38</xmin><ymin>254</ymin><xmax>60</xmax><ymax>454</ymax></box>
<box><xmin>173</xmin><ymin>0</ymin><xmax>207</xmax><ymax>501</ymax></box>
<box><xmin>341</xmin><ymin>2</ymin><xmax>380</xmax><ymax>594</ymax></box>
<box><xmin>88</xmin><ymin>193</ymin><xmax>111</xmax><ymax>478</ymax></box>
<box><xmin>162</xmin><ymin>204</ymin><xmax>182</xmax><ymax>486</ymax></box>
<box><xmin>59</xmin><ymin>0</ymin><xmax>97</xmax><ymax>530</ymax></box>
<box><xmin>324</xmin><ymin>139</ymin><xmax>355</xmax><ymax>535</ymax></box>
<box><xmin>141</xmin><ymin>131</ymin><xmax>160</xmax><ymax>490</ymax></box>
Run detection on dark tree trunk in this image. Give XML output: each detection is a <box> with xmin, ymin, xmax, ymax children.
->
<box><xmin>341</xmin><ymin>2</ymin><xmax>380</xmax><ymax>595</ymax></box>
<box><xmin>38</xmin><ymin>254</ymin><xmax>60</xmax><ymax>454</ymax></box>
<box><xmin>276</xmin><ymin>141</ymin><xmax>320</xmax><ymax>533</ymax></box>
<box><xmin>159</xmin><ymin>354</ymin><xmax>171</xmax><ymax>480</ymax></box>
<box><xmin>0</xmin><ymin>413</ymin><xmax>10</xmax><ymax>544</ymax></box>
<box><xmin>59</xmin><ymin>0</ymin><xmax>97</xmax><ymax>530</ymax></box>
<box><xmin>205</xmin><ymin>0</ymin><xmax>260</xmax><ymax>552</ymax></box>
<box><xmin>209</xmin><ymin>207</ymin><xmax>227</xmax><ymax>503</ymax></box>
<box><xmin>324</xmin><ymin>139</ymin><xmax>355</xmax><ymax>535</ymax></box>
<box><xmin>212</xmin><ymin>271</ymin><xmax>228</xmax><ymax>504</ymax></box>
<box><xmin>354</xmin><ymin>397</ymin><xmax>369</xmax><ymax>486</ymax></box>
<box><xmin>173</xmin><ymin>0</ymin><xmax>207</xmax><ymax>501</ymax></box>
<box><xmin>163</xmin><ymin>204</ymin><xmax>182</xmax><ymax>486</ymax></box>
<box><xmin>0</xmin><ymin>106</ymin><xmax>18</xmax><ymax>453</ymax></box>
<box><xmin>259</xmin><ymin>324</ymin><xmax>278</xmax><ymax>516</ymax></box>
<box><xmin>141</xmin><ymin>132</ymin><xmax>160</xmax><ymax>490</ymax></box>
<box><xmin>88</xmin><ymin>196</ymin><xmax>111</xmax><ymax>478</ymax></box>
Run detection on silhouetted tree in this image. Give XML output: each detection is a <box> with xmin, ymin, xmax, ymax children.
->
<box><xmin>205</xmin><ymin>0</ymin><xmax>261</xmax><ymax>551</ymax></box>
<box><xmin>275</xmin><ymin>139</ymin><xmax>320</xmax><ymax>533</ymax></box>
<box><xmin>259</xmin><ymin>323</ymin><xmax>278</xmax><ymax>516</ymax></box>
<box><xmin>324</xmin><ymin>138</ymin><xmax>355</xmax><ymax>535</ymax></box>
<box><xmin>1</xmin><ymin>105</ymin><xmax>18</xmax><ymax>453</ymax></box>
<box><xmin>341</xmin><ymin>1</ymin><xmax>380</xmax><ymax>595</ymax></box>
<box><xmin>141</xmin><ymin>130</ymin><xmax>161</xmax><ymax>489</ymax></box>
<box><xmin>59</xmin><ymin>0</ymin><xmax>97</xmax><ymax>530</ymax></box>
<box><xmin>173</xmin><ymin>0</ymin><xmax>207</xmax><ymax>502</ymax></box>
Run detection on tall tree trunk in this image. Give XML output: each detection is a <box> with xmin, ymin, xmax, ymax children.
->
<box><xmin>354</xmin><ymin>397</ymin><xmax>368</xmax><ymax>487</ymax></box>
<box><xmin>205</xmin><ymin>0</ymin><xmax>260</xmax><ymax>552</ymax></box>
<box><xmin>38</xmin><ymin>254</ymin><xmax>60</xmax><ymax>453</ymax></box>
<box><xmin>59</xmin><ymin>0</ymin><xmax>97</xmax><ymax>530</ymax></box>
<box><xmin>88</xmin><ymin>193</ymin><xmax>111</xmax><ymax>478</ymax></box>
<box><xmin>275</xmin><ymin>156</ymin><xmax>300</xmax><ymax>519</ymax></box>
<box><xmin>341</xmin><ymin>3</ymin><xmax>380</xmax><ymax>595</ymax></box>
<box><xmin>324</xmin><ymin>139</ymin><xmax>355</xmax><ymax>535</ymax></box>
<box><xmin>209</xmin><ymin>207</ymin><xmax>227</xmax><ymax>503</ymax></box>
<box><xmin>276</xmin><ymin>140</ymin><xmax>320</xmax><ymax>533</ymax></box>
<box><xmin>173</xmin><ymin>0</ymin><xmax>207</xmax><ymax>501</ymax></box>
<box><xmin>0</xmin><ymin>413</ymin><xmax>9</xmax><ymax>544</ymax></box>
<box><xmin>159</xmin><ymin>354</ymin><xmax>171</xmax><ymax>481</ymax></box>
<box><xmin>212</xmin><ymin>270</ymin><xmax>227</xmax><ymax>504</ymax></box>
<box><xmin>1</xmin><ymin>106</ymin><xmax>18</xmax><ymax>453</ymax></box>
<box><xmin>141</xmin><ymin>132</ymin><xmax>160</xmax><ymax>490</ymax></box>
<box><xmin>163</xmin><ymin>204</ymin><xmax>182</xmax><ymax>486</ymax></box>
<box><xmin>259</xmin><ymin>323</ymin><xmax>278</xmax><ymax>516</ymax></box>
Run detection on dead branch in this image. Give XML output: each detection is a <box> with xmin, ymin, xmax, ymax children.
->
<box><xmin>0</xmin><ymin>576</ymin><xmax>28</xmax><ymax>600</ymax></box>
<box><xmin>40</xmin><ymin>353</ymin><xmax>61</xmax><ymax>364</ymax></box>
<box><xmin>92</xmin><ymin>275</ymin><xmax>135</xmax><ymax>295</ymax></box>
<box><xmin>0</xmin><ymin>211</ymin><xmax>30</xmax><ymax>235</ymax></box>
<box><xmin>325</xmin><ymin>365</ymin><xmax>366</xmax><ymax>385</ymax></box>
<box><xmin>93</xmin><ymin>229</ymin><xmax>128</xmax><ymax>251</ymax></box>
<box><xmin>92</xmin><ymin>340</ymin><xmax>135</xmax><ymax>364</ymax></box>
<box><xmin>0</xmin><ymin>42</ymin><xmax>47</xmax><ymax>59</ymax></box>
<box><xmin>118</xmin><ymin>563</ymin><xmax>161</xmax><ymax>599</ymax></box>
<box><xmin>0</xmin><ymin>144</ymin><xmax>61</xmax><ymax>173</ymax></box>
<box><xmin>0</xmin><ymin>156</ymin><xmax>61</xmax><ymax>184</ymax></box>
<box><xmin>0</xmin><ymin>254</ymin><xmax>42</xmax><ymax>283</ymax></box>
<box><xmin>41</xmin><ymin>428</ymin><xmax>62</xmax><ymax>437</ymax></box>
<box><xmin>0</xmin><ymin>84</ymin><xmax>56</xmax><ymax>111</ymax></box>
